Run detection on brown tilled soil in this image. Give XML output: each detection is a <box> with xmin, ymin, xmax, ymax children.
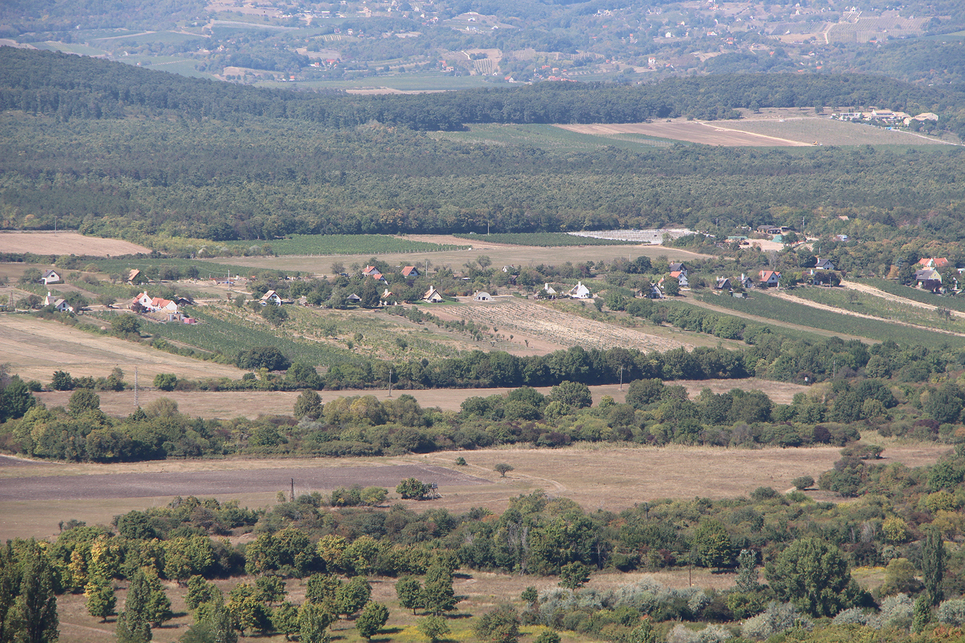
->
<box><xmin>0</xmin><ymin>231</ymin><xmax>151</xmax><ymax>256</ymax></box>
<box><xmin>557</xmin><ymin>122</ymin><xmax>812</xmax><ymax>146</ymax></box>
<box><xmin>0</xmin><ymin>462</ymin><xmax>487</xmax><ymax>502</ymax></box>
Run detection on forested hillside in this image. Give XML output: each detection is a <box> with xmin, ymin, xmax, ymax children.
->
<box><xmin>3</xmin><ymin>49</ymin><xmax>965</xmax><ymax>243</ymax></box>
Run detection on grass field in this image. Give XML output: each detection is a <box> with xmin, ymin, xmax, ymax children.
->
<box><xmin>433</xmin><ymin>123</ymin><xmax>679</xmax><ymax>152</ymax></box>
<box><xmin>852</xmin><ymin>278</ymin><xmax>965</xmax><ymax>313</ymax></box>
<box><xmin>452</xmin><ymin>232</ymin><xmax>638</xmax><ymax>247</ymax></box>
<box><xmin>222</xmin><ymin>234</ymin><xmax>468</xmax><ymax>256</ymax></box>
<box><xmin>556</xmin><ymin>117</ymin><xmax>952</xmax><ymax>148</ymax></box>
<box><xmin>789</xmin><ymin>286</ymin><xmax>965</xmax><ymax>333</ymax></box>
<box><xmin>696</xmin><ymin>290</ymin><xmax>965</xmax><ymax>348</ymax></box>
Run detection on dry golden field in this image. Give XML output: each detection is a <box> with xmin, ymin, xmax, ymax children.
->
<box><xmin>0</xmin><ymin>231</ymin><xmax>151</xmax><ymax>255</ymax></box>
<box><xmin>0</xmin><ymin>315</ymin><xmax>244</xmax><ymax>382</ymax></box>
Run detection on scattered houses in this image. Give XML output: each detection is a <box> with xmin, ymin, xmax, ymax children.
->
<box><xmin>918</xmin><ymin>257</ymin><xmax>949</xmax><ymax>270</ymax></box>
<box><xmin>41</xmin><ymin>269</ymin><xmax>61</xmax><ymax>285</ymax></box>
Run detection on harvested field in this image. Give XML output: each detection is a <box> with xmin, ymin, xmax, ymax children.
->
<box><xmin>433</xmin><ymin>299</ymin><xmax>685</xmax><ymax>354</ymax></box>
<box><xmin>0</xmin><ymin>315</ymin><xmax>244</xmax><ymax>382</ymax></box>
<box><xmin>557</xmin><ymin>121</ymin><xmax>811</xmax><ymax>147</ymax></box>
<box><xmin>0</xmin><ymin>231</ymin><xmax>150</xmax><ymax>256</ymax></box>
<box><xmin>0</xmin><ymin>442</ymin><xmax>949</xmax><ymax>540</ymax></box>
<box><xmin>34</xmin><ymin>378</ymin><xmax>807</xmax><ymax>418</ymax></box>
<box><xmin>0</xmin><ymin>463</ymin><xmax>487</xmax><ymax>502</ymax></box>
<box><xmin>558</xmin><ymin>118</ymin><xmax>952</xmax><ymax>147</ymax></box>
<box><xmin>215</xmin><ymin>234</ymin><xmax>711</xmax><ymax>274</ymax></box>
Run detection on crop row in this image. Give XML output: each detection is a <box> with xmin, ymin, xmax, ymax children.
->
<box><xmin>222</xmin><ymin>234</ymin><xmax>466</xmax><ymax>256</ymax></box>
<box><xmin>452</xmin><ymin>232</ymin><xmax>638</xmax><ymax>247</ymax></box>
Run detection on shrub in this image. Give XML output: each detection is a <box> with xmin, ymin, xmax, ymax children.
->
<box><xmin>937</xmin><ymin>598</ymin><xmax>965</xmax><ymax>626</ymax></box>
<box><xmin>792</xmin><ymin>476</ymin><xmax>814</xmax><ymax>490</ymax></box>
<box><xmin>741</xmin><ymin>602</ymin><xmax>812</xmax><ymax>640</ymax></box>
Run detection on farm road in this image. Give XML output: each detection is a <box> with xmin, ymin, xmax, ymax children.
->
<box><xmin>0</xmin><ymin>463</ymin><xmax>487</xmax><ymax>502</ymax></box>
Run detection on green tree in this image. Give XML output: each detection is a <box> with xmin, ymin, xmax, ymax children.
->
<box><xmin>356</xmin><ymin>601</ymin><xmax>389</xmax><ymax>640</ymax></box>
<box><xmin>628</xmin><ymin>617</ymin><xmax>656</xmax><ymax>643</ymax></box>
<box><xmin>227</xmin><ymin>583</ymin><xmax>271</xmax><ymax>635</ymax></box>
<box><xmin>558</xmin><ymin>561</ymin><xmax>590</xmax><ymax>589</ymax></box>
<box><xmin>534</xmin><ymin>632</ymin><xmax>561</xmax><ymax>643</ymax></box>
<box><xmin>294</xmin><ymin>390</ymin><xmax>323</xmax><ymax>420</ymax></box>
<box><xmin>117</xmin><ymin>568</ymin><xmax>154</xmax><ymax>643</ymax></box>
<box><xmin>423</xmin><ymin>562</ymin><xmax>456</xmax><ymax>616</ymax></box>
<box><xmin>0</xmin><ymin>376</ymin><xmax>36</xmax><ymax>421</ymax></box>
<box><xmin>186</xmin><ymin>575</ymin><xmax>219</xmax><ymax>610</ymax></box>
<box><xmin>494</xmin><ymin>463</ymin><xmax>514</xmax><ymax>478</ymax></box>
<box><xmin>68</xmin><ymin>388</ymin><xmax>101</xmax><ymax>416</ymax></box>
<box><xmin>255</xmin><ymin>575</ymin><xmax>286</xmax><ymax>606</ymax></box>
<box><xmin>153</xmin><ymin>373</ymin><xmax>177</xmax><ymax>391</ymax></box>
<box><xmin>765</xmin><ymin>538</ymin><xmax>860</xmax><ymax>617</ymax></box>
<box><xmin>306</xmin><ymin>573</ymin><xmax>342</xmax><ymax>613</ymax></box>
<box><xmin>261</xmin><ymin>304</ymin><xmax>288</xmax><ymax>325</ymax></box>
<box><xmin>195</xmin><ymin>591</ymin><xmax>237</xmax><ymax>643</ymax></box>
<box><xmin>396</xmin><ymin>577</ymin><xmax>424</xmax><ymax>614</ymax></box>
<box><xmin>396</xmin><ymin>477</ymin><xmax>431</xmax><ymax>500</ymax></box>
<box><xmin>735</xmin><ymin>549</ymin><xmax>759</xmax><ymax>593</ymax></box>
<box><xmin>6</xmin><ymin>544</ymin><xmax>59</xmax><ymax>643</ymax></box>
<box><xmin>84</xmin><ymin>575</ymin><xmax>116</xmax><ymax>622</ymax></box>
<box><xmin>626</xmin><ymin>378</ymin><xmax>664</xmax><ymax>408</ymax></box>
<box><xmin>417</xmin><ymin>615</ymin><xmax>450</xmax><ymax>643</ymax></box>
<box><xmin>693</xmin><ymin>520</ymin><xmax>736</xmax><ymax>571</ymax></box>
<box><xmin>549</xmin><ymin>381</ymin><xmax>592</xmax><ymax>409</ymax></box>
<box><xmin>474</xmin><ymin>603</ymin><xmax>520</xmax><ymax>643</ymax></box>
<box><xmin>298</xmin><ymin>601</ymin><xmax>335</xmax><ymax>643</ymax></box>
<box><xmin>112</xmin><ymin>315</ymin><xmax>142</xmax><ymax>336</ymax></box>
<box><xmin>663</xmin><ymin>276</ymin><xmax>680</xmax><ymax>296</ymax></box>
<box><xmin>272</xmin><ymin>601</ymin><xmax>300</xmax><ymax>641</ymax></box>
<box><xmin>286</xmin><ymin>363</ymin><xmax>322</xmax><ymax>389</ymax></box>
<box><xmin>336</xmin><ymin>577</ymin><xmax>371</xmax><ymax>618</ymax></box>
<box><xmin>922</xmin><ymin>527</ymin><xmax>947</xmax><ymax>605</ymax></box>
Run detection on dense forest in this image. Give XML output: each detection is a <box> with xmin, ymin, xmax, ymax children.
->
<box><xmin>3</xmin><ymin>49</ymin><xmax>962</xmax><ymax>129</ymax></box>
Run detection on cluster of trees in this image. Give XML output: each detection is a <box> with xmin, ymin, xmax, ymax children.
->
<box><xmin>13</xmin><ymin>444</ymin><xmax>965</xmax><ymax>642</ymax></box>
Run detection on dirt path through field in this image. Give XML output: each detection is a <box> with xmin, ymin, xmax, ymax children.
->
<box><xmin>683</xmin><ymin>293</ymin><xmax>872</xmax><ymax>342</ymax></box>
<box><xmin>842</xmin><ymin>280</ymin><xmax>965</xmax><ymax>319</ymax></box>
<box><xmin>764</xmin><ymin>290</ymin><xmax>965</xmax><ymax>339</ymax></box>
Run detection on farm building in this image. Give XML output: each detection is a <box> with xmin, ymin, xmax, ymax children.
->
<box><xmin>915</xmin><ymin>269</ymin><xmax>942</xmax><ymax>292</ymax></box>
<box><xmin>758</xmin><ymin>270</ymin><xmax>780</xmax><ymax>288</ymax></box>
<box><xmin>41</xmin><ymin>269</ymin><xmax>61</xmax><ymax>285</ymax></box>
<box><xmin>423</xmin><ymin>287</ymin><xmax>444</xmax><ymax>303</ymax></box>
<box><xmin>261</xmin><ymin>290</ymin><xmax>282</xmax><ymax>306</ymax></box>
<box><xmin>43</xmin><ymin>292</ymin><xmax>72</xmax><ymax>312</ymax></box>
<box><xmin>473</xmin><ymin>291</ymin><xmax>492</xmax><ymax>301</ymax></box>
<box><xmin>568</xmin><ymin>282</ymin><xmax>592</xmax><ymax>299</ymax></box>
<box><xmin>132</xmin><ymin>291</ymin><xmax>179</xmax><ymax>313</ymax></box>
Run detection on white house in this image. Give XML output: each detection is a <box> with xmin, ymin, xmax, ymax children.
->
<box><xmin>669</xmin><ymin>270</ymin><xmax>689</xmax><ymax>288</ymax></box>
<box><xmin>814</xmin><ymin>258</ymin><xmax>836</xmax><ymax>271</ymax></box>
<box><xmin>44</xmin><ymin>292</ymin><xmax>72</xmax><ymax>312</ymax></box>
<box><xmin>568</xmin><ymin>281</ymin><xmax>592</xmax><ymax>299</ymax></box>
<box><xmin>543</xmin><ymin>283</ymin><xmax>558</xmax><ymax>298</ymax></box>
<box><xmin>260</xmin><ymin>290</ymin><xmax>282</xmax><ymax>306</ymax></box>
<box><xmin>423</xmin><ymin>287</ymin><xmax>444</xmax><ymax>303</ymax></box>
<box><xmin>132</xmin><ymin>291</ymin><xmax>179</xmax><ymax>313</ymax></box>
<box><xmin>41</xmin><ymin>269</ymin><xmax>61</xmax><ymax>285</ymax></box>
<box><xmin>473</xmin><ymin>291</ymin><xmax>492</xmax><ymax>301</ymax></box>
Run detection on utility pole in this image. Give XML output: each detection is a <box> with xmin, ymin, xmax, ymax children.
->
<box><xmin>290</xmin><ymin>478</ymin><xmax>294</xmax><ymax>502</ymax></box>
<box><xmin>134</xmin><ymin>366</ymin><xmax>138</xmax><ymax>408</ymax></box>
<box><xmin>619</xmin><ymin>365</ymin><xmax>624</xmax><ymax>391</ymax></box>
<box><xmin>388</xmin><ymin>369</ymin><xmax>393</xmax><ymax>397</ymax></box>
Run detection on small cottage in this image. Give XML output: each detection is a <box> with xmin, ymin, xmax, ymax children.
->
<box><xmin>401</xmin><ymin>266</ymin><xmax>420</xmax><ymax>278</ymax></box>
<box><xmin>423</xmin><ymin>287</ymin><xmax>444</xmax><ymax>303</ymax></box>
<box><xmin>758</xmin><ymin>270</ymin><xmax>781</xmax><ymax>288</ymax></box>
<box><xmin>568</xmin><ymin>281</ymin><xmax>592</xmax><ymax>299</ymax></box>
<box><xmin>41</xmin><ymin>269</ymin><xmax>61</xmax><ymax>285</ymax></box>
<box><xmin>260</xmin><ymin>290</ymin><xmax>282</xmax><ymax>306</ymax></box>
<box><xmin>473</xmin><ymin>291</ymin><xmax>492</xmax><ymax>301</ymax></box>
